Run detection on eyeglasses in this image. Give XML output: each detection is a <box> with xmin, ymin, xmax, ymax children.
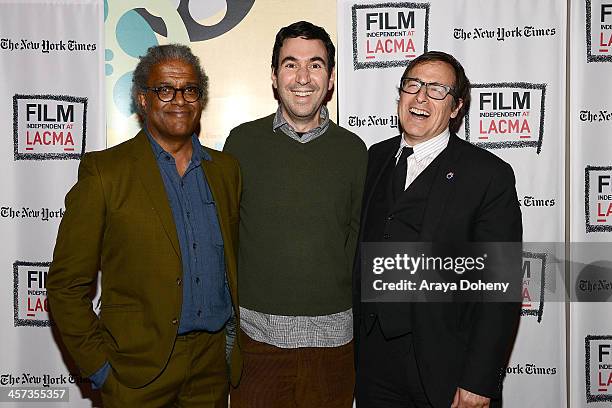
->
<box><xmin>144</xmin><ymin>86</ymin><xmax>202</xmax><ymax>103</ymax></box>
<box><xmin>399</xmin><ymin>77</ymin><xmax>456</xmax><ymax>100</ymax></box>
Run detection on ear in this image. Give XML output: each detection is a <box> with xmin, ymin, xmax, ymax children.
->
<box><xmin>138</xmin><ymin>92</ymin><xmax>148</xmax><ymax>113</ymax></box>
<box><xmin>271</xmin><ymin>68</ymin><xmax>278</xmax><ymax>90</ymax></box>
<box><xmin>328</xmin><ymin>67</ymin><xmax>335</xmax><ymax>91</ymax></box>
<box><xmin>450</xmin><ymin>98</ymin><xmax>463</xmax><ymax>119</ymax></box>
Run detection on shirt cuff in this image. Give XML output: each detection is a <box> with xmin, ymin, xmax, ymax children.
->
<box><xmin>89</xmin><ymin>361</ymin><xmax>111</xmax><ymax>390</ymax></box>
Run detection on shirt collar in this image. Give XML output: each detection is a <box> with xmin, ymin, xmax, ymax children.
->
<box><xmin>395</xmin><ymin>128</ymin><xmax>450</xmax><ymax>162</ymax></box>
<box><xmin>145</xmin><ymin>128</ymin><xmax>211</xmax><ymax>163</ymax></box>
<box><xmin>272</xmin><ymin>105</ymin><xmax>330</xmax><ymax>135</ymax></box>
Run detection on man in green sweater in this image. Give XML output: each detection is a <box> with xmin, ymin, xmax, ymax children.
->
<box><xmin>224</xmin><ymin>21</ymin><xmax>367</xmax><ymax>408</ymax></box>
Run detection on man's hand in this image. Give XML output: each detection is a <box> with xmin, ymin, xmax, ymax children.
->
<box><xmin>450</xmin><ymin>387</ymin><xmax>490</xmax><ymax>408</ymax></box>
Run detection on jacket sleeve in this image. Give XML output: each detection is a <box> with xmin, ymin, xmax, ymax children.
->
<box><xmin>47</xmin><ymin>153</ymin><xmax>108</xmax><ymax>377</ymax></box>
<box><xmin>346</xmin><ymin>144</ymin><xmax>368</xmax><ymax>277</ymax></box>
<box><xmin>459</xmin><ymin>161</ymin><xmax>523</xmax><ymax>399</ymax></box>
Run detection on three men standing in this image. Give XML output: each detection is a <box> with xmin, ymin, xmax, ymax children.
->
<box><xmin>47</xmin><ymin>45</ymin><xmax>241</xmax><ymax>407</ymax></box>
<box><xmin>47</xmin><ymin>23</ymin><xmax>520</xmax><ymax>408</ymax></box>
<box><xmin>224</xmin><ymin>21</ymin><xmax>367</xmax><ymax>408</ymax></box>
<box><xmin>355</xmin><ymin>51</ymin><xmax>522</xmax><ymax>408</ymax></box>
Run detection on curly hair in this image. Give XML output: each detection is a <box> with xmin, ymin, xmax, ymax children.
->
<box><xmin>131</xmin><ymin>44</ymin><xmax>208</xmax><ymax>122</ymax></box>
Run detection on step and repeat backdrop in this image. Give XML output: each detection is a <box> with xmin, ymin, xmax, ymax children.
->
<box><xmin>570</xmin><ymin>1</ymin><xmax>612</xmax><ymax>407</ymax></box>
<box><xmin>1</xmin><ymin>0</ymin><xmax>611</xmax><ymax>407</ymax></box>
<box><xmin>0</xmin><ymin>0</ymin><xmax>105</xmax><ymax>407</ymax></box>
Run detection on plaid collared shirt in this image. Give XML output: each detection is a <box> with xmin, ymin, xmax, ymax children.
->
<box><xmin>272</xmin><ymin>105</ymin><xmax>330</xmax><ymax>143</ymax></box>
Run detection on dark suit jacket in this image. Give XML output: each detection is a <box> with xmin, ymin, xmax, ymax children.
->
<box><xmin>47</xmin><ymin>131</ymin><xmax>242</xmax><ymax>388</ymax></box>
<box><xmin>355</xmin><ymin>134</ymin><xmax>522</xmax><ymax>407</ymax></box>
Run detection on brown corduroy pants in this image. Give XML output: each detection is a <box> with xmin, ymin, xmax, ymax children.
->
<box><xmin>230</xmin><ymin>330</ymin><xmax>355</xmax><ymax>408</ymax></box>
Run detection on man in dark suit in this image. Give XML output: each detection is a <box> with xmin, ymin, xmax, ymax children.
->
<box><xmin>47</xmin><ymin>44</ymin><xmax>241</xmax><ymax>407</ymax></box>
<box><xmin>354</xmin><ymin>51</ymin><xmax>522</xmax><ymax>408</ymax></box>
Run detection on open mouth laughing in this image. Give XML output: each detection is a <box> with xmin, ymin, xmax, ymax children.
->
<box><xmin>409</xmin><ymin>107</ymin><xmax>430</xmax><ymax>118</ymax></box>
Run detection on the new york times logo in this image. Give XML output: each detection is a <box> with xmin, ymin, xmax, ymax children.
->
<box><xmin>13</xmin><ymin>261</ymin><xmax>52</xmax><ymax>327</ymax></box>
<box><xmin>13</xmin><ymin>94</ymin><xmax>87</xmax><ymax>160</ymax></box>
<box><xmin>580</xmin><ymin>109</ymin><xmax>612</xmax><ymax>122</ymax></box>
<box><xmin>586</xmin><ymin>0</ymin><xmax>612</xmax><ymax>62</ymax></box>
<box><xmin>351</xmin><ymin>2</ymin><xmax>429</xmax><ymax>70</ymax></box>
<box><xmin>521</xmin><ymin>252</ymin><xmax>546</xmax><ymax>323</ymax></box>
<box><xmin>464</xmin><ymin>83</ymin><xmax>546</xmax><ymax>154</ymax></box>
<box><xmin>586</xmin><ymin>335</ymin><xmax>612</xmax><ymax>402</ymax></box>
<box><xmin>454</xmin><ymin>26</ymin><xmax>556</xmax><ymax>42</ymax></box>
<box><xmin>585</xmin><ymin>166</ymin><xmax>612</xmax><ymax>232</ymax></box>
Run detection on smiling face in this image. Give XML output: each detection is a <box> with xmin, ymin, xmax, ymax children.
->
<box><xmin>138</xmin><ymin>59</ymin><xmax>202</xmax><ymax>144</ymax></box>
<box><xmin>272</xmin><ymin>37</ymin><xmax>334</xmax><ymax>132</ymax></box>
<box><xmin>398</xmin><ymin>61</ymin><xmax>463</xmax><ymax>145</ymax></box>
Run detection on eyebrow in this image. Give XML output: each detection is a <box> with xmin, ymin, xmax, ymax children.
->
<box><xmin>154</xmin><ymin>81</ymin><xmax>199</xmax><ymax>87</ymax></box>
<box><xmin>280</xmin><ymin>56</ymin><xmax>327</xmax><ymax>66</ymax></box>
<box><xmin>405</xmin><ymin>77</ymin><xmax>449</xmax><ymax>87</ymax></box>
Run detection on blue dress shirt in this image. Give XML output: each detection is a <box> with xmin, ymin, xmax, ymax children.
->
<box><xmin>147</xmin><ymin>131</ymin><xmax>231</xmax><ymax>334</ymax></box>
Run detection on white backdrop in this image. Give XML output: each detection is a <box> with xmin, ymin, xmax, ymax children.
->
<box><xmin>3</xmin><ymin>1</ymin><xmax>612</xmax><ymax>407</ymax></box>
<box><xmin>337</xmin><ymin>1</ymin><xmax>567</xmax><ymax>407</ymax></box>
<box><xmin>0</xmin><ymin>1</ymin><xmax>104</xmax><ymax>406</ymax></box>
<box><xmin>570</xmin><ymin>0</ymin><xmax>612</xmax><ymax>406</ymax></box>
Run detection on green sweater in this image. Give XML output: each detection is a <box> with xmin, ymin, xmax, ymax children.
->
<box><xmin>224</xmin><ymin>114</ymin><xmax>367</xmax><ymax>316</ymax></box>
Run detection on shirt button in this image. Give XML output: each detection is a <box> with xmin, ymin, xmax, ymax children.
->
<box><xmin>171</xmin><ymin>318</ymin><xmax>178</xmax><ymax>325</ymax></box>
<box><xmin>383</xmin><ymin>233</ymin><xmax>390</xmax><ymax>239</ymax></box>
<box><xmin>165</xmin><ymin>156</ymin><xmax>171</xmax><ymax>161</ymax></box>
<box><xmin>176</xmin><ymin>278</ymin><xmax>182</xmax><ymax>286</ymax></box>
<box><xmin>369</xmin><ymin>313</ymin><xmax>375</xmax><ymax>318</ymax></box>
<box><xmin>387</xmin><ymin>214</ymin><xmax>394</xmax><ymax>221</ymax></box>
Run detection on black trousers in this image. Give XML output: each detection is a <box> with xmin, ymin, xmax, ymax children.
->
<box><xmin>355</xmin><ymin>318</ymin><xmax>434</xmax><ymax>408</ymax></box>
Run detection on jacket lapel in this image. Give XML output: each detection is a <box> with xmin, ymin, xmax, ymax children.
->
<box><xmin>418</xmin><ymin>134</ymin><xmax>463</xmax><ymax>241</ymax></box>
<box><xmin>131</xmin><ymin>131</ymin><xmax>181</xmax><ymax>258</ymax></box>
<box><xmin>362</xmin><ymin>136</ymin><xmax>400</xmax><ymax>226</ymax></box>
<box><xmin>201</xmin><ymin>154</ymin><xmax>237</xmax><ymax>293</ymax></box>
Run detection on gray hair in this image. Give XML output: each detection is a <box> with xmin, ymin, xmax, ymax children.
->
<box><xmin>131</xmin><ymin>44</ymin><xmax>209</xmax><ymax>120</ymax></box>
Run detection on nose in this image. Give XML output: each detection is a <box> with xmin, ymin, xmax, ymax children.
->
<box><xmin>172</xmin><ymin>89</ymin><xmax>186</xmax><ymax>106</ymax></box>
<box><xmin>415</xmin><ymin>85</ymin><xmax>428</xmax><ymax>103</ymax></box>
<box><xmin>295</xmin><ymin>66</ymin><xmax>311</xmax><ymax>85</ymax></box>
